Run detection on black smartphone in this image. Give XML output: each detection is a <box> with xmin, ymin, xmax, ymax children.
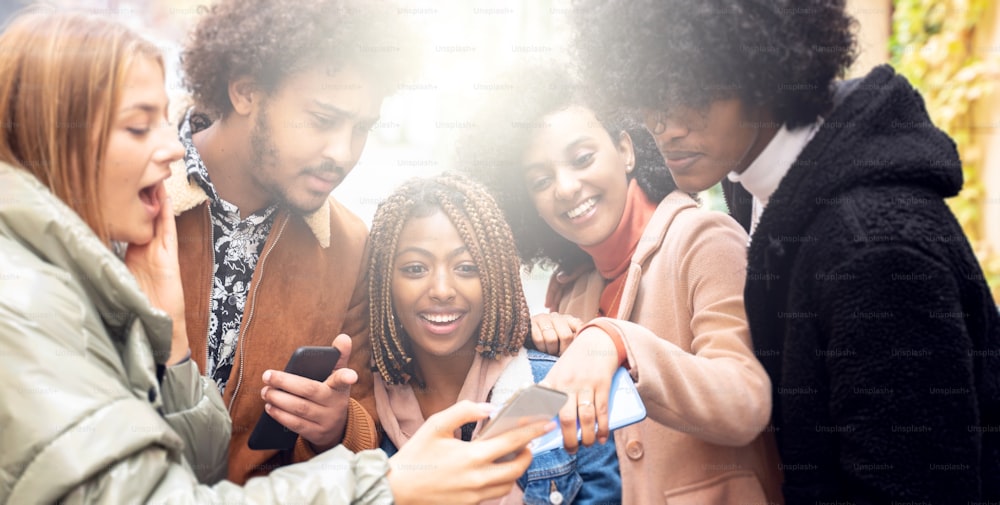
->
<box><xmin>247</xmin><ymin>346</ymin><xmax>341</xmax><ymax>451</ymax></box>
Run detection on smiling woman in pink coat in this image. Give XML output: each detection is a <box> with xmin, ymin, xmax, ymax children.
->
<box><xmin>457</xmin><ymin>64</ymin><xmax>784</xmax><ymax>505</ymax></box>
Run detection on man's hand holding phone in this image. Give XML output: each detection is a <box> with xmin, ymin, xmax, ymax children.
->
<box><xmin>257</xmin><ymin>334</ymin><xmax>356</xmax><ymax>452</ymax></box>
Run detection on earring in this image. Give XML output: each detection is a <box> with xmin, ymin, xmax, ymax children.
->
<box><xmin>625</xmin><ymin>164</ymin><xmax>634</xmax><ymax>174</ymax></box>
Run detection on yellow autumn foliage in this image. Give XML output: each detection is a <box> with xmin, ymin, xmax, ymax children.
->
<box><xmin>892</xmin><ymin>0</ymin><xmax>1000</xmax><ymax>299</ymax></box>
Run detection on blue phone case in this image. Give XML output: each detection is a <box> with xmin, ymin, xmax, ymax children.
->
<box><xmin>529</xmin><ymin>366</ymin><xmax>646</xmax><ymax>454</ymax></box>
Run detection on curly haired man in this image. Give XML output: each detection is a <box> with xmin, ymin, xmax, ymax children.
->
<box><xmin>166</xmin><ymin>0</ymin><xmax>417</xmax><ymax>485</ymax></box>
<box><xmin>571</xmin><ymin>0</ymin><xmax>1000</xmax><ymax>502</ymax></box>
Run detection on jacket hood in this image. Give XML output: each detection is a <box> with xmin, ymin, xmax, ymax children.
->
<box><xmin>756</xmin><ymin>65</ymin><xmax>962</xmax><ymax>241</ymax></box>
<box><xmin>0</xmin><ymin>163</ymin><xmax>173</xmax><ymax>361</ymax></box>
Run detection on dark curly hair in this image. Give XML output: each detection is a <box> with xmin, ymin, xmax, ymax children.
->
<box><xmin>369</xmin><ymin>173</ymin><xmax>529</xmax><ymax>385</ymax></box>
<box><xmin>182</xmin><ymin>0</ymin><xmax>421</xmax><ymax>119</ymax></box>
<box><xmin>455</xmin><ymin>63</ymin><xmax>678</xmax><ymax>271</ymax></box>
<box><xmin>571</xmin><ymin>0</ymin><xmax>857</xmax><ymax>128</ymax></box>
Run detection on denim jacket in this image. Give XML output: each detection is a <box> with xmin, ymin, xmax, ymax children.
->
<box><xmin>380</xmin><ymin>350</ymin><xmax>621</xmax><ymax>505</ymax></box>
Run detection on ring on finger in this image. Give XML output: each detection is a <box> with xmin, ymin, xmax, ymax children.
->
<box><xmin>540</xmin><ymin>324</ymin><xmax>554</xmax><ymax>331</ymax></box>
<box><xmin>578</xmin><ymin>400</ymin><xmax>593</xmax><ymax>408</ymax></box>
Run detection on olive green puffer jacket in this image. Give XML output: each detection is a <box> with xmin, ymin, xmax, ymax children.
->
<box><xmin>0</xmin><ymin>162</ymin><xmax>393</xmax><ymax>504</ymax></box>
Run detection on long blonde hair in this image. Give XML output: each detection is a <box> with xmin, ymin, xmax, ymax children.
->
<box><xmin>0</xmin><ymin>9</ymin><xmax>163</xmax><ymax>243</ymax></box>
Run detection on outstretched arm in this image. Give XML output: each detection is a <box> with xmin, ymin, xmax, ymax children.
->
<box><xmin>61</xmin><ymin>402</ymin><xmax>552</xmax><ymax>505</ymax></box>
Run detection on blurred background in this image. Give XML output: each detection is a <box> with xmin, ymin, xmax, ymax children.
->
<box><xmin>2</xmin><ymin>0</ymin><xmax>998</xmax><ymax>309</ymax></box>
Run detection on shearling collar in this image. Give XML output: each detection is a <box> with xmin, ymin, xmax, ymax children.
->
<box><xmin>164</xmin><ymin>159</ymin><xmax>332</xmax><ymax>248</ymax></box>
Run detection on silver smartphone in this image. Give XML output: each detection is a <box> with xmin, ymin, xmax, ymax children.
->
<box><xmin>476</xmin><ymin>384</ymin><xmax>567</xmax><ymax>461</ymax></box>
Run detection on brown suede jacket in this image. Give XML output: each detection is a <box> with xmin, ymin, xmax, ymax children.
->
<box><xmin>165</xmin><ymin>161</ymin><xmax>377</xmax><ymax>485</ymax></box>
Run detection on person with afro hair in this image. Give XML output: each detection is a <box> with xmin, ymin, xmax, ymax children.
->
<box><xmin>168</xmin><ymin>0</ymin><xmax>421</xmax><ymax>485</ymax></box>
<box><xmin>570</xmin><ymin>0</ymin><xmax>1000</xmax><ymax>503</ymax></box>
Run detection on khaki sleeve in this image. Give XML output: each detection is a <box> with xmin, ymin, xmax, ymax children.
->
<box><xmin>61</xmin><ymin>445</ymin><xmax>393</xmax><ymax>505</ymax></box>
<box><xmin>160</xmin><ymin>358</ymin><xmax>230</xmax><ymax>484</ymax></box>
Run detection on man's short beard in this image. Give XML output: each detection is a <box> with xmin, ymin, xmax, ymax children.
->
<box><xmin>249</xmin><ymin>106</ymin><xmax>311</xmax><ymax>215</ymax></box>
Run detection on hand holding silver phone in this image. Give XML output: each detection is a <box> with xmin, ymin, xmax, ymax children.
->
<box><xmin>476</xmin><ymin>384</ymin><xmax>567</xmax><ymax>461</ymax></box>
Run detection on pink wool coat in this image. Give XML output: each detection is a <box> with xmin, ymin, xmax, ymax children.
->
<box><xmin>552</xmin><ymin>191</ymin><xmax>784</xmax><ymax>505</ymax></box>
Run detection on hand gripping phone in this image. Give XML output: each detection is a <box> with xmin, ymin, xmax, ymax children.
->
<box><xmin>476</xmin><ymin>384</ymin><xmax>568</xmax><ymax>461</ymax></box>
<box><xmin>247</xmin><ymin>346</ymin><xmax>341</xmax><ymax>451</ymax></box>
<box><xmin>478</xmin><ymin>384</ymin><xmax>568</xmax><ymax>439</ymax></box>
<box><xmin>529</xmin><ymin>366</ymin><xmax>646</xmax><ymax>454</ymax></box>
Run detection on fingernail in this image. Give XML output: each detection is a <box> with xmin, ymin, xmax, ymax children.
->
<box><xmin>599</xmin><ymin>436</ymin><xmax>608</xmax><ymax>444</ymax></box>
<box><xmin>543</xmin><ymin>420</ymin><xmax>557</xmax><ymax>432</ymax></box>
<box><xmin>264</xmin><ymin>403</ymin><xmax>271</xmax><ymax>412</ymax></box>
<box><xmin>262</xmin><ymin>370</ymin><xmax>271</xmax><ymax>381</ymax></box>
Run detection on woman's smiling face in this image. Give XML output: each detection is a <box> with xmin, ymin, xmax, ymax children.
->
<box><xmin>521</xmin><ymin>105</ymin><xmax>634</xmax><ymax>247</ymax></box>
<box><xmin>391</xmin><ymin>210</ymin><xmax>484</xmax><ymax>359</ymax></box>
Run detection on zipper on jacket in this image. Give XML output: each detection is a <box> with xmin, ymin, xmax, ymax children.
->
<box><xmin>227</xmin><ymin>214</ymin><xmax>289</xmax><ymax>413</ymax></box>
<box><xmin>204</xmin><ymin>205</ymin><xmax>215</xmax><ymax>380</ymax></box>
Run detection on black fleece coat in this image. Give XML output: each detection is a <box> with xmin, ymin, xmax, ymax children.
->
<box><xmin>744</xmin><ymin>65</ymin><xmax>1000</xmax><ymax>504</ymax></box>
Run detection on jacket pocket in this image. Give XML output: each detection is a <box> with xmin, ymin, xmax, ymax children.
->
<box><xmin>663</xmin><ymin>470</ymin><xmax>768</xmax><ymax>505</ymax></box>
<box><xmin>520</xmin><ymin>450</ymin><xmax>583</xmax><ymax>505</ymax></box>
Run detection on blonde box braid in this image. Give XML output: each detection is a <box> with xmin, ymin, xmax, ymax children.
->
<box><xmin>369</xmin><ymin>173</ymin><xmax>530</xmax><ymax>385</ymax></box>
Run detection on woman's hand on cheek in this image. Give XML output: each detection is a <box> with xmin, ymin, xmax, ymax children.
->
<box><xmin>539</xmin><ymin>326</ymin><xmax>618</xmax><ymax>453</ymax></box>
<box><xmin>125</xmin><ymin>183</ymin><xmax>188</xmax><ymax>363</ymax></box>
<box><xmin>530</xmin><ymin>312</ymin><xmax>582</xmax><ymax>356</ymax></box>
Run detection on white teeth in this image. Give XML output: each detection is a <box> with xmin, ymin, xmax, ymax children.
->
<box><xmin>421</xmin><ymin>313</ymin><xmax>461</xmax><ymax>324</ymax></box>
<box><xmin>566</xmin><ymin>197</ymin><xmax>597</xmax><ymax>219</ymax></box>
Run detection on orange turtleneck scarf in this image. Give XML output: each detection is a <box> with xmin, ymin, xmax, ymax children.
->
<box><xmin>579</xmin><ymin>178</ymin><xmax>658</xmax><ymax>317</ymax></box>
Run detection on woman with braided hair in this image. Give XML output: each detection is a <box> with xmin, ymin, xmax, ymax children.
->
<box><xmin>368</xmin><ymin>173</ymin><xmax>621</xmax><ymax>504</ymax></box>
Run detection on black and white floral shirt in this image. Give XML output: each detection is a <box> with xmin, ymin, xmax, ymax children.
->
<box><xmin>180</xmin><ymin>110</ymin><xmax>278</xmax><ymax>394</ymax></box>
